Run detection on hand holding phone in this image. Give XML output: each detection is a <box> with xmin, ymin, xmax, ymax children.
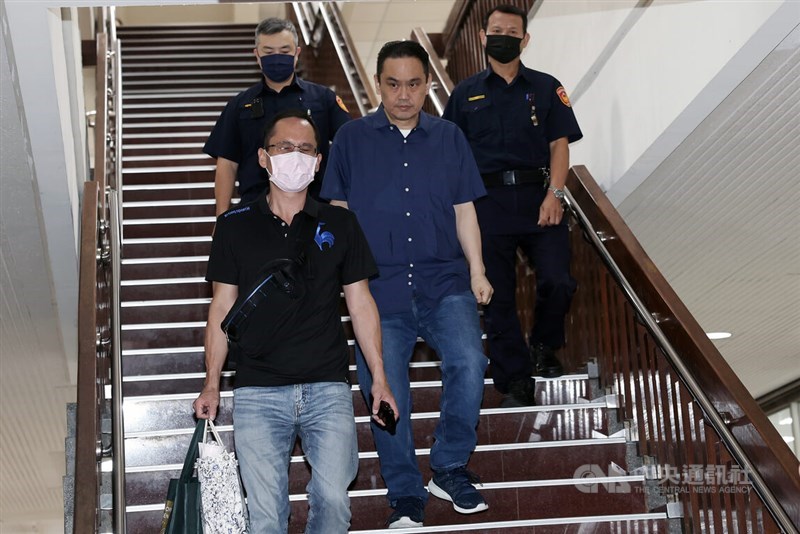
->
<box><xmin>373</xmin><ymin>398</ymin><xmax>397</xmax><ymax>435</ymax></box>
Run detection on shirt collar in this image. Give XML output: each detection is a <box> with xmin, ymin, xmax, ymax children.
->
<box><xmin>257</xmin><ymin>193</ymin><xmax>320</xmax><ymax>219</ymax></box>
<box><xmin>259</xmin><ymin>75</ymin><xmax>303</xmax><ymax>95</ymax></box>
<box><xmin>481</xmin><ymin>62</ymin><xmax>530</xmax><ymax>85</ymax></box>
<box><xmin>366</xmin><ymin>104</ymin><xmax>432</xmax><ymax>132</ymax></box>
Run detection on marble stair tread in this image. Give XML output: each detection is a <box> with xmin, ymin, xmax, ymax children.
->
<box><xmin>123</xmin><ymin>394</ymin><xmax>608</xmax><ymax>460</ymax></box>
<box><xmin>121</xmin><ymin>259</ymin><xmax>210</xmax><ymax>281</ymax></box>
<box><xmin>122</xmin><ymin>204</ymin><xmax>218</xmax><ymax>221</ymax></box>
<box><xmin>120</xmin><ymin>186</ymin><xmax>215</xmax><ymax>204</ymax></box>
<box><xmin>126</xmin><ymin>440</ymin><xmax>631</xmax><ymax>506</ymax></box>
<box><xmin>125</xmin><ymin>485</ymin><xmax>656</xmax><ymax>533</ymax></box>
<box><xmin>120</xmin><ymin>281</ymin><xmax>210</xmax><ymax>302</ymax></box>
<box><xmin>122</xmin><ymin>220</ymin><xmax>215</xmax><ymax>240</ymax></box>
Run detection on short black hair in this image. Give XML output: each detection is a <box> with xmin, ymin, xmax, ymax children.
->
<box><xmin>484</xmin><ymin>4</ymin><xmax>528</xmax><ymax>35</ymax></box>
<box><xmin>376</xmin><ymin>40</ymin><xmax>430</xmax><ymax>79</ymax></box>
<box><xmin>262</xmin><ymin>109</ymin><xmax>320</xmax><ymax>149</ymax></box>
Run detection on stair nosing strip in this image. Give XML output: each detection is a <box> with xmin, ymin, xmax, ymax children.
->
<box><xmin>122</xmin><ymin>236</ymin><xmax>212</xmax><ymax>245</ymax></box>
<box><xmin>124</xmin><ymin>78</ymin><xmax>257</xmax><ymax>86</ymax></box>
<box><xmin>123</xmin><ymin>199</ymin><xmax>215</xmax><ymax>208</ymax></box>
<box><xmin>124</xmin><ymin>69</ymin><xmax>257</xmax><ymax>77</ymax></box>
<box><xmin>347</xmin><ymin>513</ymin><xmax>669</xmax><ymax>533</ymax></box>
<box><xmin>121</xmin><ymin>276</ymin><xmax>206</xmax><ymax>286</ymax></box>
<box><xmin>122</xmin><ymin>91</ymin><xmax>237</xmax><ymax>99</ymax></box>
<box><xmin>122</xmin><ymin>255</ymin><xmax>209</xmax><ymax>264</ymax></box>
<box><xmin>119</xmin><ymin>44</ymin><xmax>251</xmax><ymax>52</ymax></box>
<box><xmin>122</xmin><ymin>142</ymin><xmax>206</xmax><ymax>148</ymax></box>
<box><xmin>123</xmin><ymin>121</ymin><xmax>215</xmax><ymax>128</ymax></box>
<box><xmin>122</xmin><ymin>346</ymin><xmax>204</xmax><ymax>356</ymax></box>
<box><xmin>122</xmin><ymin>182</ymin><xmax>214</xmax><ymax>191</ymax></box>
<box><xmin>123</xmin><ymin>216</ymin><xmax>216</xmax><ymax>225</ymax></box>
<box><xmin>122</xmin><ymin>298</ymin><xmax>211</xmax><ymax>307</ymax></box>
<box><xmin>124</xmin><ymin>112</ymin><xmax>220</xmax><ymax>119</ymax></box>
<box><xmin>122</xmin><ymin>165</ymin><xmax>215</xmax><ymax>173</ymax></box>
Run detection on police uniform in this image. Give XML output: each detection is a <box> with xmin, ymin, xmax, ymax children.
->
<box><xmin>204</xmin><ymin>78</ymin><xmax>350</xmax><ymax>201</ymax></box>
<box><xmin>443</xmin><ymin>64</ymin><xmax>583</xmax><ymax>393</ymax></box>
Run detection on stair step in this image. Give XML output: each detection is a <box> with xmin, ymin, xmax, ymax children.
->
<box><xmin>126</xmin><ymin>439</ymin><xmax>631</xmax><ymax>503</ymax></box>
<box><xmin>125</xmin><ymin>489</ymin><xmax>661</xmax><ymax>533</ymax></box>
<box><xmin>121</xmin><ymin>380</ymin><xmax>601</xmax><ymax>436</ymax></box>
<box><xmin>123</xmin><ymin>203</ymin><xmax>216</xmax><ymax>220</ymax></box>
<box><xmin>121</xmin><ymin>258</ymin><xmax>209</xmax><ymax>280</ymax></box>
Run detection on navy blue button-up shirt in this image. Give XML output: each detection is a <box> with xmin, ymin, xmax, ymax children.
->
<box><xmin>321</xmin><ymin>106</ymin><xmax>486</xmax><ymax>314</ymax></box>
<box><xmin>204</xmin><ymin>77</ymin><xmax>351</xmax><ymax>198</ymax></box>
<box><xmin>443</xmin><ymin>65</ymin><xmax>583</xmax><ymax>174</ymax></box>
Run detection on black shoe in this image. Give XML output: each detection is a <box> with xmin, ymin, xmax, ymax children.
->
<box><xmin>387</xmin><ymin>497</ymin><xmax>424</xmax><ymax>528</ymax></box>
<box><xmin>500</xmin><ymin>377</ymin><xmax>536</xmax><ymax>408</ymax></box>
<box><xmin>530</xmin><ymin>342</ymin><xmax>564</xmax><ymax>378</ymax></box>
<box><xmin>428</xmin><ymin>467</ymin><xmax>488</xmax><ymax>514</ymax></box>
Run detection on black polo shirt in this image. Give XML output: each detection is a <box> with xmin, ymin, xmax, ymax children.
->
<box><xmin>203</xmin><ymin>77</ymin><xmax>351</xmax><ymax>200</ymax></box>
<box><xmin>206</xmin><ymin>196</ymin><xmax>377</xmax><ymax>387</ymax></box>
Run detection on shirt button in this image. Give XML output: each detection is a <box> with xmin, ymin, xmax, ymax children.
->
<box><xmin>281</xmin><ymin>222</ymin><xmax>286</xmax><ymax>227</ymax></box>
<box><xmin>408</xmin><ymin>281</ymin><xmax>412</xmax><ymax>286</ymax></box>
<box><xmin>405</xmin><ymin>187</ymin><xmax>410</xmax><ymax>192</ymax></box>
<box><xmin>408</xmin><ymin>237</ymin><xmax>412</xmax><ymax>242</ymax></box>
<box><xmin>403</xmin><ymin>139</ymin><xmax>407</xmax><ymax>144</ymax></box>
<box><xmin>390</xmin><ymin>126</ymin><xmax>394</xmax><ymax>130</ymax></box>
<box><xmin>409</xmin><ymin>263</ymin><xmax>414</xmax><ymax>268</ymax></box>
<box><xmin>408</xmin><ymin>273</ymin><xmax>413</xmax><ymax>278</ymax></box>
<box><xmin>406</xmin><ymin>212</ymin><xmax>411</xmax><ymax>217</ymax></box>
<box><xmin>403</xmin><ymin>162</ymin><xmax>408</xmax><ymax>167</ymax></box>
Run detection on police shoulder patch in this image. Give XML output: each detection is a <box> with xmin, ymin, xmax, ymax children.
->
<box><xmin>336</xmin><ymin>95</ymin><xmax>349</xmax><ymax>113</ymax></box>
<box><xmin>556</xmin><ymin>86</ymin><xmax>571</xmax><ymax>108</ymax></box>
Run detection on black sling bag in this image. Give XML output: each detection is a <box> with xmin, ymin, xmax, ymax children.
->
<box><xmin>220</xmin><ymin>213</ymin><xmax>317</xmax><ymax>359</ymax></box>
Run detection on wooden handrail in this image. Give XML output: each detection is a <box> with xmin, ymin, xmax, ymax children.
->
<box><xmin>74</xmin><ymin>180</ymin><xmax>101</xmax><ymax>533</ymax></box>
<box><xmin>565</xmin><ymin>165</ymin><xmax>800</xmax><ymax>529</ymax></box>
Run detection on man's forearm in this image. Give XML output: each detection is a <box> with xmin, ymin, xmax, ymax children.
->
<box><xmin>454</xmin><ymin>202</ymin><xmax>485</xmax><ymax>276</ymax></box>
<box><xmin>203</xmin><ymin>300</ymin><xmax>230</xmax><ymax>391</ymax></box>
<box><xmin>344</xmin><ymin>281</ymin><xmax>386</xmax><ymax>382</ymax></box>
<box><xmin>548</xmin><ymin>137</ymin><xmax>569</xmax><ymax>190</ymax></box>
<box><xmin>214</xmin><ymin>158</ymin><xmax>238</xmax><ymax>216</ymax></box>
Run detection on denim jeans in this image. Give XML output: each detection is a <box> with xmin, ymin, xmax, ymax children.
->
<box><xmin>355</xmin><ymin>290</ymin><xmax>489</xmax><ymax>504</ymax></box>
<box><xmin>233</xmin><ymin>382</ymin><xmax>358</xmax><ymax>534</ymax></box>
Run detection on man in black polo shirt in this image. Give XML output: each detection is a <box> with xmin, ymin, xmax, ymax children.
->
<box><xmin>193</xmin><ymin>109</ymin><xmax>397</xmax><ymax>533</ymax></box>
<box><xmin>204</xmin><ymin>17</ymin><xmax>351</xmax><ymax>214</ymax></box>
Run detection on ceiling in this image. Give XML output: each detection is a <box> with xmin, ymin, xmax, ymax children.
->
<box><xmin>0</xmin><ymin>1</ymin><xmax>798</xmax><ymax>531</ymax></box>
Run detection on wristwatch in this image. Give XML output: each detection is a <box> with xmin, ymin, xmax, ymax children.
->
<box><xmin>548</xmin><ymin>186</ymin><xmax>566</xmax><ymax>200</ymax></box>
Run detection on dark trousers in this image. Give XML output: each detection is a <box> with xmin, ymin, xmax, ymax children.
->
<box><xmin>478</xmin><ymin>194</ymin><xmax>577</xmax><ymax>393</ymax></box>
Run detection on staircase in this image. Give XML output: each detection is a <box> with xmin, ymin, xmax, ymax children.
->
<box><xmin>116</xmin><ymin>24</ymin><xmax>674</xmax><ymax>533</ymax></box>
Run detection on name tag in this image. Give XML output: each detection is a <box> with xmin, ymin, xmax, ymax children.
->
<box><xmin>467</xmin><ymin>95</ymin><xmax>485</xmax><ymax>102</ymax></box>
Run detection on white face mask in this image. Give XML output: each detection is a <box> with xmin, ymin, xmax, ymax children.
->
<box><xmin>267</xmin><ymin>151</ymin><xmax>317</xmax><ymax>193</ymax></box>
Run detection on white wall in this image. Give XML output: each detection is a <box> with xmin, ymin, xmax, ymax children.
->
<box><xmin>522</xmin><ymin>0</ymin><xmax>785</xmax><ymax>196</ymax></box>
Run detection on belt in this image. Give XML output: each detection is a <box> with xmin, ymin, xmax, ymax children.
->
<box><xmin>481</xmin><ymin>168</ymin><xmax>549</xmax><ymax>187</ymax></box>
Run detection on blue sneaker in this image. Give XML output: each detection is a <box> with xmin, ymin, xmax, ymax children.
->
<box><xmin>387</xmin><ymin>497</ymin><xmax>424</xmax><ymax>528</ymax></box>
<box><xmin>428</xmin><ymin>467</ymin><xmax>488</xmax><ymax>514</ymax></box>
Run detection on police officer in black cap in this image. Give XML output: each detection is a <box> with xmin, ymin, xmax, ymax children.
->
<box><xmin>443</xmin><ymin>4</ymin><xmax>583</xmax><ymax>407</ymax></box>
<box><xmin>204</xmin><ymin>17</ymin><xmax>351</xmax><ymax>215</ymax></box>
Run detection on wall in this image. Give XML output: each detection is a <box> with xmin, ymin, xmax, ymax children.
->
<box><xmin>522</xmin><ymin>0</ymin><xmax>783</xmax><ymax>196</ymax></box>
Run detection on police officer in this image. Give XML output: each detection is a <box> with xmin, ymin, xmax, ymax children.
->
<box><xmin>443</xmin><ymin>4</ymin><xmax>583</xmax><ymax>407</ymax></box>
<box><xmin>204</xmin><ymin>17</ymin><xmax>350</xmax><ymax>215</ymax></box>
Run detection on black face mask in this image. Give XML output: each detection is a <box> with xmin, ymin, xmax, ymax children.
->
<box><xmin>485</xmin><ymin>34</ymin><xmax>523</xmax><ymax>64</ymax></box>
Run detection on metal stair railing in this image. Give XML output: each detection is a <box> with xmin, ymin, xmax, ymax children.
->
<box><xmin>291</xmin><ymin>1</ymin><xmax>378</xmax><ymax>116</ymax></box>
<box><xmin>74</xmin><ymin>6</ymin><xmax>126</xmax><ymax>532</ymax></box>
<box><xmin>560</xmin><ymin>165</ymin><xmax>800</xmax><ymax>532</ymax></box>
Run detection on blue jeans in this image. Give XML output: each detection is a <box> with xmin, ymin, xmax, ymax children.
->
<box><xmin>233</xmin><ymin>383</ymin><xmax>358</xmax><ymax>534</ymax></box>
<box><xmin>355</xmin><ymin>290</ymin><xmax>489</xmax><ymax>504</ymax></box>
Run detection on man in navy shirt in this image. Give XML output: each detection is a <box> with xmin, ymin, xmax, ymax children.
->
<box><xmin>444</xmin><ymin>4</ymin><xmax>583</xmax><ymax>409</ymax></box>
<box><xmin>195</xmin><ymin>109</ymin><xmax>397</xmax><ymax>533</ymax></box>
<box><xmin>322</xmin><ymin>40</ymin><xmax>492</xmax><ymax>528</ymax></box>
<box><xmin>204</xmin><ymin>18</ymin><xmax>351</xmax><ymax>214</ymax></box>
